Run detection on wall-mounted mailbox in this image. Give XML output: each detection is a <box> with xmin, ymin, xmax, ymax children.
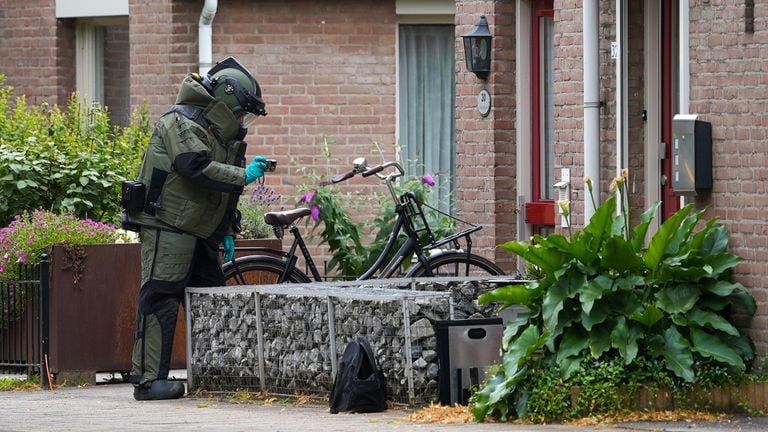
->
<box><xmin>672</xmin><ymin>114</ymin><xmax>712</xmax><ymax>195</ymax></box>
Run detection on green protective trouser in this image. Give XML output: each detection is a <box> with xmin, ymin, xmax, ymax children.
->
<box><xmin>130</xmin><ymin>228</ymin><xmax>225</xmax><ymax>386</ymax></box>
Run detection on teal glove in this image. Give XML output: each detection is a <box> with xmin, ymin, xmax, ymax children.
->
<box><xmin>223</xmin><ymin>235</ymin><xmax>235</xmax><ymax>262</ymax></box>
<box><xmin>245</xmin><ymin>156</ymin><xmax>268</xmax><ymax>184</ymax></box>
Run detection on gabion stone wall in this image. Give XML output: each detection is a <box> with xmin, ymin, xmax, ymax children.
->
<box><xmin>186</xmin><ymin>278</ymin><xmax>524</xmax><ymax>406</ymax></box>
<box><xmin>186</xmin><ymin>283</ymin><xmax>453</xmax><ymax>405</ymax></box>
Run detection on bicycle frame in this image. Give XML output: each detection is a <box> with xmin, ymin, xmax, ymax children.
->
<box><xmin>228</xmin><ymin>157</ymin><xmax>488</xmax><ymax>283</ymax></box>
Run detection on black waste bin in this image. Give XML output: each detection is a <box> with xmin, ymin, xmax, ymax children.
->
<box><xmin>434</xmin><ymin>318</ymin><xmax>503</xmax><ymax>405</ymax></box>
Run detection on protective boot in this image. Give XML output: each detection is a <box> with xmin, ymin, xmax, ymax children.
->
<box><xmin>133</xmin><ymin>379</ymin><xmax>185</xmax><ymax>401</ymax></box>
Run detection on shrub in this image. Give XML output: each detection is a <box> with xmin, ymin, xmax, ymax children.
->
<box><xmin>238</xmin><ymin>183</ymin><xmax>280</xmax><ymax>239</ymax></box>
<box><xmin>0</xmin><ymin>75</ymin><xmax>150</xmax><ymax>226</ymax></box>
<box><xmin>0</xmin><ymin>210</ymin><xmax>126</xmax><ymax>328</ymax></box>
<box><xmin>471</xmin><ymin>170</ymin><xmax>756</xmax><ymax>422</ymax></box>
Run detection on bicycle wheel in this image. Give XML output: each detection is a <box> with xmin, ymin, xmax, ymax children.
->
<box><xmin>222</xmin><ymin>256</ymin><xmax>311</xmax><ymax>285</ymax></box>
<box><xmin>406</xmin><ymin>251</ymin><xmax>505</xmax><ymax>277</ymax></box>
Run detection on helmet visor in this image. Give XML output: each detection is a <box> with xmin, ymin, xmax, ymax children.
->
<box><xmin>237</xmin><ymin>112</ymin><xmax>259</xmax><ymax>128</ymax></box>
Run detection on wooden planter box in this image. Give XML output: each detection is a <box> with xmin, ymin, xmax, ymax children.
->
<box><xmin>47</xmin><ymin>238</ymin><xmax>280</xmax><ymax>383</ymax></box>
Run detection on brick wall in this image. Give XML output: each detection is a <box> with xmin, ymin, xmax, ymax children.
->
<box><xmin>129</xmin><ymin>0</ymin><xmax>399</xmax><ymax>266</ymax></box>
<box><xmin>688</xmin><ymin>1</ymin><xmax>768</xmax><ymax>361</ymax></box>
<box><xmin>455</xmin><ymin>0</ymin><xmax>518</xmax><ymax>273</ymax></box>
<box><xmin>0</xmin><ymin>0</ymin><xmax>75</xmax><ymax>106</ymax></box>
<box><xmin>104</xmin><ymin>24</ymin><xmax>131</xmax><ymax>127</ymax></box>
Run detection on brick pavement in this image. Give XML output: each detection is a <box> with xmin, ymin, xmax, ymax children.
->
<box><xmin>2</xmin><ymin>383</ymin><xmax>767</xmax><ymax>432</ymax></box>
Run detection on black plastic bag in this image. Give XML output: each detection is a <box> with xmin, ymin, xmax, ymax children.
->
<box><xmin>329</xmin><ymin>335</ymin><xmax>388</xmax><ymax>414</ymax></box>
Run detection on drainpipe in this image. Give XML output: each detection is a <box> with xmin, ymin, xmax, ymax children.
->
<box><xmin>616</xmin><ymin>0</ymin><xmax>627</xmax><ymax>214</ymax></box>
<box><xmin>583</xmin><ymin>0</ymin><xmax>600</xmax><ymax>222</ymax></box>
<box><xmin>199</xmin><ymin>0</ymin><xmax>218</xmax><ymax>76</ymax></box>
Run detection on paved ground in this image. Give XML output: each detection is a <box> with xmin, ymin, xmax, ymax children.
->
<box><xmin>2</xmin><ymin>383</ymin><xmax>768</xmax><ymax>432</ymax></box>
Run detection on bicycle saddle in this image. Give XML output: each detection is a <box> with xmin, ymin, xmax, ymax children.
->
<box><xmin>263</xmin><ymin>208</ymin><xmax>312</xmax><ymax>227</ymax></box>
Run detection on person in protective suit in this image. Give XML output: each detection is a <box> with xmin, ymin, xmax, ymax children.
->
<box><xmin>123</xmin><ymin>57</ymin><xmax>269</xmax><ymax>401</ymax></box>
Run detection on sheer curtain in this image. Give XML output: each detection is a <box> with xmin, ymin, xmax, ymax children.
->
<box><xmin>398</xmin><ymin>25</ymin><xmax>456</xmax><ymax>215</ymax></box>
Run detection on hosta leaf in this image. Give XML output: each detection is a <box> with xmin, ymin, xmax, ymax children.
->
<box><xmin>581</xmin><ymin>302</ymin><xmax>610</xmax><ymax>330</ymax></box>
<box><xmin>556</xmin><ymin>327</ymin><xmax>589</xmax><ymax>363</ymax></box>
<box><xmin>719</xmin><ymin>333</ymin><xmax>755</xmax><ymax>361</ymax></box>
<box><xmin>700</xmin><ymin>253</ymin><xmax>741</xmax><ymax>277</ymax></box>
<box><xmin>687</xmin><ymin>308</ymin><xmax>739</xmax><ymax>336</ymax></box>
<box><xmin>584</xmin><ymin>196</ymin><xmax>616</xmax><ymax>259</ymax></box>
<box><xmin>728</xmin><ymin>290</ymin><xmax>757</xmax><ymax>316</ymax></box>
<box><xmin>666</xmin><ymin>209</ymin><xmax>704</xmax><ymax>256</ymax></box>
<box><xmin>600</xmin><ymin>236</ymin><xmax>642</xmax><ymax>272</ymax></box>
<box><xmin>498</xmin><ymin>241</ymin><xmax>567</xmax><ymax>276</ymax></box>
<box><xmin>645</xmin><ymin>204</ymin><xmax>693</xmax><ymax>270</ymax></box>
<box><xmin>543</xmin><ymin>273</ymin><xmax>583</xmax><ymax>331</ymax></box>
<box><xmin>631</xmin><ymin>304</ymin><xmax>664</xmax><ymax>327</ymax></box>
<box><xmin>690</xmin><ymin>328</ymin><xmax>745</xmax><ymax>370</ymax></box>
<box><xmin>700</xmin><ymin>224</ymin><xmax>729</xmax><ymax>255</ymax></box>
<box><xmin>579</xmin><ymin>277</ymin><xmax>609</xmax><ymax>315</ymax></box>
<box><xmin>478</xmin><ymin>283</ymin><xmax>543</xmax><ymax>308</ymax></box>
<box><xmin>656</xmin><ymin>284</ymin><xmax>699</xmax><ymax>314</ymax></box>
<box><xmin>702</xmin><ymin>280</ymin><xmax>741</xmax><ymax>297</ymax></box>
<box><xmin>610</xmin><ymin>317</ymin><xmax>641</xmax><ymax>364</ymax></box>
<box><xmin>660</xmin><ymin>326</ymin><xmax>694</xmax><ymax>382</ymax></box>
<box><xmin>559</xmin><ymin>356</ymin><xmax>582</xmax><ymax>380</ymax></box>
<box><xmin>588</xmin><ymin>324</ymin><xmax>612</xmax><ymax>358</ymax></box>
<box><xmin>631</xmin><ymin>201</ymin><xmax>661</xmax><ymax>252</ymax></box>
<box><xmin>503</xmin><ymin>325</ymin><xmax>548</xmax><ymax>377</ymax></box>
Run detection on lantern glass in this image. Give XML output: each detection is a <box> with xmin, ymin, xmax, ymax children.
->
<box><xmin>462</xmin><ymin>15</ymin><xmax>493</xmax><ymax>80</ymax></box>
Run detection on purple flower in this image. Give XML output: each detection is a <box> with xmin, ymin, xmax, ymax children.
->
<box><xmin>310</xmin><ymin>205</ymin><xmax>321</xmax><ymax>222</ymax></box>
<box><xmin>422</xmin><ymin>174</ymin><xmax>436</xmax><ymax>187</ymax></box>
<box><xmin>300</xmin><ymin>189</ymin><xmax>317</xmax><ymax>204</ymax></box>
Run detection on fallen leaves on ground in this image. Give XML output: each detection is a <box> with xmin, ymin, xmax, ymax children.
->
<box><xmin>405</xmin><ymin>404</ymin><xmax>729</xmax><ymax>426</ymax></box>
<box><xmin>405</xmin><ymin>403</ymin><xmax>474</xmax><ymax>424</ymax></box>
<box><xmin>566</xmin><ymin>409</ymin><xmax>728</xmax><ymax>426</ymax></box>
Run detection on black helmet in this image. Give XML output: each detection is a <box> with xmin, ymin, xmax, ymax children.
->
<box><xmin>203</xmin><ymin>57</ymin><xmax>267</xmax><ymax>126</ymax></box>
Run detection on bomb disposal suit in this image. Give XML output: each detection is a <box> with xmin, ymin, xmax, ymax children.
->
<box><xmin>124</xmin><ymin>57</ymin><xmax>268</xmax><ymax>401</ymax></box>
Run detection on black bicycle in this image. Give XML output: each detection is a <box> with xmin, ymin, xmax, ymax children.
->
<box><xmin>222</xmin><ymin>158</ymin><xmax>504</xmax><ymax>284</ymax></box>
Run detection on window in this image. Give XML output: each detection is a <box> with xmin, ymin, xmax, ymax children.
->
<box><xmin>398</xmin><ymin>25</ymin><xmax>455</xmax><ymax>214</ymax></box>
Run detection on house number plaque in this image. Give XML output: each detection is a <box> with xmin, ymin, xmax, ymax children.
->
<box><xmin>477</xmin><ymin>89</ymin><xmax>491</xmax><ymax>117</ymax></box>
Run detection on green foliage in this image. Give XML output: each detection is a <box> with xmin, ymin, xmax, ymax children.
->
<box><xmin>363</xmin><ymin>175</ymin><xmax>456</xmax><ymax>272</ymax></box>
<box><xmin>0</xmin><ymin>375</ymin><xmax>40</xmax><ymax>391</ymax></box>
<box><xmin>0</xmin><ymin>210</ymin><xmax>126</xmax><ymax>328</ymax></box>
<box><xmin>502</xmin><ymin>355</ymin><xmax>753</xmax><ymax>422</ymax></box>
<box><xmin>295</xmin><ymin>137</ymin><xmax>455</xmax><ymax>279</ymax></box>
<box><xmin>238</xmin><ymin>183</ymin><xmax>280</xmax><ymax>239</ymax></box>
<box><xmin>471</xmin><ymin>171</ymin><xmax>756</xmax><ymax>422</ymax></box>
<box><xmin>0</xmin><ymin>76</ymin><xmax>150</xmax><ymax>225</ymax></box>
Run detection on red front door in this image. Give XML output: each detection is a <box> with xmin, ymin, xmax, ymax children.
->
<box><xmin>661</xmin><ymin>0</ymin><xmax>680</xmax><ymax>219</ymax></box>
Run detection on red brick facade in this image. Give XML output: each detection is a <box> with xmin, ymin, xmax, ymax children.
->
<box><xmin>1</xmin><ymin>0</ymin><xmax>767</xmax><ymax>360</ymax></box>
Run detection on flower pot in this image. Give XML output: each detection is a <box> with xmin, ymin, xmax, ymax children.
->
<box><xmin>46</xmin><ymin>238</ymin><xmax>282</xmax><ymax>383</ymax></box>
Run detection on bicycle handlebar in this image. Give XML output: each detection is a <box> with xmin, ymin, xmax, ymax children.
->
<box><xmin>330</xmin><ymin>169</ymin><xmax>356</xmax><ymax>184</ymax></box>
<box><xmin>362</xmin><ymin>165</ymin><xmax>385</xmax><ymax>177</ymax></box>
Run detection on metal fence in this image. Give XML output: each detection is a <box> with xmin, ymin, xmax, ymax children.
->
<box><xmin>0</xmin><ymin>255</ymin><xmax>50</xmax><ymax>389</ymax></box>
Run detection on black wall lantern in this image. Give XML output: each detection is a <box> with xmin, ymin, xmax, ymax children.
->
<box><xmin>462</xmin><ymin>15</ymin><xmax>493</xmax><ymax>80</ymax></box>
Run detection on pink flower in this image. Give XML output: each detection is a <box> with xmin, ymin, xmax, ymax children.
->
<box><xmin>422</xmin><ymin>174</ymin><xmax>436</xmax><ymax>186</ymax></box>
<box><xmin>300</xmin><ymin>189</ymin><xmax>317</xmax><ymax>204</ymax></box>
<box><xmin>310</xmin><ymin>205</ymin><xmax>321</xmax><ymax>222</ymax></box>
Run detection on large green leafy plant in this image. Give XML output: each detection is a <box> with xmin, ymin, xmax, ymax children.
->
<box><xmin>0</xmin><ymin>76</ymin><xmax>150</xmax><ymax>225</ymax></box>
<box><xmin>471</xmin><ymin>171</ymin><xmax>756</xmax><ymax>421</ymax></box>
